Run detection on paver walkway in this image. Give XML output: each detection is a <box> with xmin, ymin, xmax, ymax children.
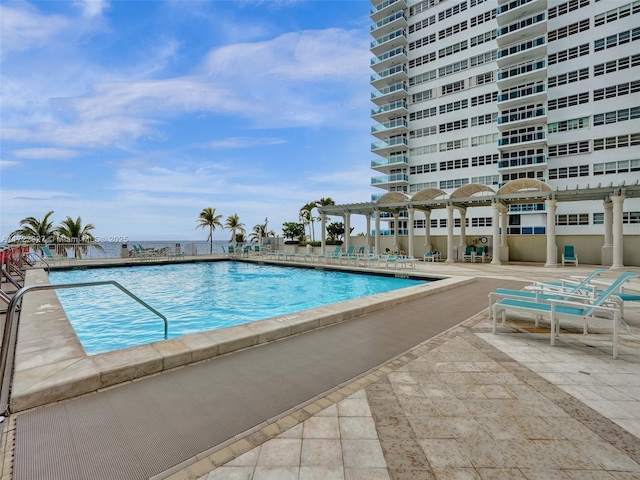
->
<box><xmin>195</xmin><ymin>306</ymin><xmax>640</xmax><ymax>480</ymax></box>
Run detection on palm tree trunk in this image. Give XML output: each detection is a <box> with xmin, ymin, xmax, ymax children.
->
<box><xmin>209</xmin><ymin>226</ymin><xmax>213</xmax><ymax>254</ymax></box>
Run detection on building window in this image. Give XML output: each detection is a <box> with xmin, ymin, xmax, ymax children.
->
<box><xmin>548</xmin><ymin>68</ymin><xmax>589</xmax><ymax>88</ymax></box>
<box><xmin>548</xmin><ymin>19</ymin><xmax>589</xmax><ymax>42</ymax></box>
<box><xmin>548</xmin><ymin>141</ymin><xmax>590</xmax><ymax>157</ymax></box>
<box><xmin>594</xmin><ymin>1</ymin><xmax>640</xmax><ymax>27</ymax></box>
<box><xmin>548</xmin><ymin>43</ymin><xmax>589</xmax><ymax>65</ymax></box>
<box><xmin>593</xmin><ymin>133</ymin><xmax>640</xmax><ymax>150</ymax></box>
<box><xmin>593</xmin><ymin>107</ymin><xmax>640</xmax><ymax>126</ymax></box>
<box><xmin>471</xmin><ymin>217</ymin><xmax>492</xmax><ymax>227</ymax></box>
<box><xmin>471</xmin><ymin>154</ymin><xmax>499</xmax><ymax>166</ymax></box>
<box><xmin>549</xmin><ymin>0</ymin><xmax>590</xmax><ymax>19</ymax></box>
<box><xmin>548</xmin><ymin>92</ymin><xmax>589</xmax><ymax>110</ymax></box>
<box><xmin>594</xmin><ymin>54</ymin><xmax>640</xmax><ymax>76</ymax></box>
<box><xmin>440</xmin><ymin>99</ymin><xmax>469</xmax><ymax>114</ymax></box>
<box><xmin>439</xmin><ymin>158</ymin><xmax>469</xmax><ymax>170</ymax></box>
<box><xmin>411</xmin><ymin>107</ymin><xmax>437</xmax><ymax>121</ymax></box>
<box><xmin>593</xmin><ymin>159</ymin><xmax>640</xmax><ymax>175</ymax></box>
<box><xmin>439</xmin><ymin>178</ymin><xmax>469</xmax><ymax>189</ymax></box>
<box><xmin>548</xmin><ymin>117</ymin><xmax>590</xmax><ymax>133</ymax></box>
<box><xmin>594</xmin><ymin>27</ymin><xmax>640</xmax><ymax>52</ymax></box>
<box><xmin>548</xmin><ymin>165</ymin><xmax>589</xmax><ymax>179</ymax></box>
<box><xmin>556</xmin><ymin>214</ymin><xmax>589</xmax><ymax>226</ymax></box>
<box><xmin>593</xmin><ymin>80</ymin><xmax>640</xmax><ymax>101</ymax></box>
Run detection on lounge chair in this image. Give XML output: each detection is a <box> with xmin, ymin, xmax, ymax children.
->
<box><xmin>492</xmin><ymin>271</ymin><xmax>637</xmax><ymax>358</ymax></box>
<box><xmin>489</xmin><ymin>268</ymin><xmax>606</xmax><ymax>325</ymax></box>
<box><xmin>315</xmin><ymin>246</ymin><xmax>341</xmax><ymax>263</ymax></box>
<box><xmin>562</xmin><ymin>245</ymin><xmax>578</xmax><ymax>266</ymax></box>
<box><xmin>41</xmin><ymin>245</ymin><xmax>67</xmax><ymax>265</ymax></box>
<box><xmin>339</xmin><ymin>245</ymin><xmax>356</xmax><ymax>265</ymax></box>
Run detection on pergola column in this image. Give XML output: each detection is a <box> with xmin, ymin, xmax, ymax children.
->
<box><xmin>446</xmin><ymin>204</ymin><xmax>455</xmax><ymax>263</ymax></box>
<box><xmin>344</xmin><ymin>212</ymin><xmax>351</xmax><ymax>251</ymax></box>
<box><xmin>601</xmin><ymin>200</ymin><xmax>613</xmax><ymax>266</ymax></box>
<box><xmin>500</xmin><ymin>209</ymin><xmax>508</xmax><ymax>246</ymax></box>
<box><xmin>491</xmin><ymin>201</ymin><xmax>501</xmax><ymax>265</ymax></box>
<box><xmin>375</xmin><ymin>208</ymin><xmax>381</xmax><ymax>255</ymax></box>
<box><xmin>366</xmin><ymin>213</ymin><xmax>372</xmax><ymax>254</ymax></box>
<box><xmin>611</xmin><ymin>193</ymin><xmax>625</xmax><ymax>270</ymax></box>
<box><xmin>545</xmin><ymin>198</ymin><xmax>558</xmax><ymax>267</ymax></box>
<box><xmin>320</xmin><ymin>214</ymin><xmax>326</xmax><ymax>253</ymax></box>
<box><xmin>459</xmin><ymin>208</ymin><xmax>467</xmax><ymax>249</ymax></box>
<box><xmin>424</xmin><ymin>210</ymin><xmax>432</xmax><ymax>252</ymax></box>
<box><xmin>393</xmin><ymin>213</ymin><xmax>399</xmax><ymax>252</ymax></box>
<box><xmin>408</xmin><ymin>206</ymin><xmax>415</xmax><ymax>257</ymax></box>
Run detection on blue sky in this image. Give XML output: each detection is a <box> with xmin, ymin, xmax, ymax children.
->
<box><xmin>0</xmin><ymin>0</ymin><xmax>375</xmax><ymax>242</ymax></box>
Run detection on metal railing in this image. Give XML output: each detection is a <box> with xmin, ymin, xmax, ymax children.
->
<box><xmin>0</xmin><ymin>281</ymin><xmax>168</xmax><ymax>416</ymax></box>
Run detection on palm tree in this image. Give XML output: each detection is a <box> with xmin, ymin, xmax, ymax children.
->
<box><xmin>8</xmin><ymin>210</ymin><xmax>56</xmax><ymax>244</ymax></box>
<box><xmin>315</xmin><ymin>197</ymin><xmax>335</xmax><ymax>240</ymax></box>
<box><xmin>196</xmin><ymin>207</ymin><xmax>223</xmax><ymax>254</ymax></box>
<box><xmin>56</xmin><ymin>215</ymin><xmax>100</xmax><ymax>259</ymax></box>
<box><xmin>299</xmin><ymin>201</ymin><xmax>317</xmax><ymax>242</ymax></box>
<box><xmin>225</xmin><ymin>213</ymin><xmax>245</xmax><ymax>244</ymax></box>
<box><xmin>250</xmin><ymin>223</ymin><xmax>275</xmax><ymax>245</ymax></box>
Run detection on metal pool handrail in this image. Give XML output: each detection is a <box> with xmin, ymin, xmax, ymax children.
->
<box><xmin>0</xmin><ymin>281</ymin><xmax>168</xmax><ymax>416</ymax></box>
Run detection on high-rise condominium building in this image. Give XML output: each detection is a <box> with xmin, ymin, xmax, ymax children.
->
<box><xmin>369</xmin><ymin>0</ymin><xmax>640</xmax><ymax>239</ymax></box>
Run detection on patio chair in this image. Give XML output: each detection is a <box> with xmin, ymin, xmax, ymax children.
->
<box><xmin>424</xmin><ymin>251</ymin><xmax>440</xmax><ymax>262</ymax></box>
<box><xmin>338</xmin><ymin>245</ymin><xmax>356</xmax><ymax>265</ymax></box>
<box><xmin>562</xmin><ymin>245</ymin><xmax>578</xmax><ymax>266</ymax></box>
<box><xmin>315</xmin><ymin>246</ymin><xmax>342</xmax><ymax>263</ymax></box>
<box><xmin>472</xmin><ymin>246</ymin><xmax>486</xmax><ymax>263</ymax></box>
<box><xmin>462</xmin><ymin>246</ymin><xmax>475</xmax><ymax>262</ymax></box>
<box><xmin>41</xmin><ymin>245</ymin><xmax>66</xmax><ymax>265</ymax></box>
<box><xmin>492</xmin><ymin>271</ymin><xmax>637</xmax><ymax>358</ymax></box>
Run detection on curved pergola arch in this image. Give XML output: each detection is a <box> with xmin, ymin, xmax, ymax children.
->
<box><xmin>497</xmin><ymin>178</ymin><xmax>551</xmax><ymax>195</ymax></box>
<box><xmin>410</xmin><ymin>188</ymin><xmax>447</xmax><ymax>202</ymax></box>
<box><xmin>451</xmin><ymin>183</ymin><xmax>496</xmax><ymax>198</ymax></box>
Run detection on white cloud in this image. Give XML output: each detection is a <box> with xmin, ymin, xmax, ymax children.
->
<box><xmin>76</xmin><ymin>0</ymin><xmax>109</xmax><ymax>18</ymax></box>
<box><xmin>12</xmin><ymin>147</ymin><xmax>79</xmax><ymax>160</ymax></box>
<box><xmin>0</xmin><ymin>160</ymin><xmax>20</xmax><ymax>170</ymax></box>
<box><xmin>208</xmin><ymin>137</ymin><xmax>287</xmax><ymax>149</ymax></box>
<box><xmin>0</xmin><ymin>3</ymin><xmax>69</xmax><ymax>57</ymax></box>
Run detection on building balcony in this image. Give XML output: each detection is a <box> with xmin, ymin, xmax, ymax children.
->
<box><xmin>371</xmin><ymin>82</ymin><xmax>408</xmax><ymax>106</ymax></box>
<box><xmin>497</xmin><ymin>0</ymin><xmax>547</xmax><ymax>25</ymax></box>
<box><xmin>370</xmin><ymin>10</ymin><xmax>407</xmax><ymax>37</ymax></box>
<box><xmin>498</xmin><ymin>131</ymin><xmax>546</xmax><ymax>149</ymax></box>
<box><xmin>370</xmin><ymin>0</ymin><xmax>407</xmax><ymax>23</ymax></box>
<box><xmin>371</xmin><ymin>118</ymin><xmax>409</xmax><ymax>139</ymax></box>
<box><xmin>370</xmin><ymin>64</ymin><xmax>408</xmax><ymax>89</ymax></box>
<box><xmin>371</xmin><ymin>154</ymin><xmax>409</xmax><ymax>171</ymax></box>
<box><xmin>498</xmin><ymin>154</ymin><xmax>547</xmax><ymax>171</ymax></box>
<box><xmin>371</xmin><ymin>173</ymin><xmax>409</xmax><ymax>188</ymax></box>
<box><xmin>371</xmin><ymin>46</ymin><xmax>407</xmax><ymax>71</ymax></box>
<box><xmin>371</xmin><ymin>28</ymin><xmax>407</xmax><ymax>56</ymax></box>
<box><xmin>371</xmin><ymin>137</ymin><xmax>408</xmax><ymax>156</ymax></box>
<box><xmin>497</xmin><ymin>59</ymin><xmax>546</xmax><ymax>89</ymax></box>
<box><xmin>496</xmin><ymin>12</ymin><xmax>546</xmax><ymax>47</ymax></box>
<box><xmin>497</xmin><ymin>107</ymin><xmax>546</xmax><ymax>130</ymax></box>
<box><xmin>498</xmin><ymin>83</ymin><xmax>545</xmax><ymax>110</ymax></box>
<box><xmin>371</xmin><ymin>99</ymin><xmax>408</xmax><ymax>122</ymax></box>
<box><xmin>497</xmin><ymin>35</ymin><xmax>546</xmax><ymax>68</ymax></box>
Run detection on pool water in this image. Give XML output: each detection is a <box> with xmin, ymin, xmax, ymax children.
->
<box><xmin>49</xmin><ymin>262</ymin><xmax>425</xmax><ymax>355</ymax></box>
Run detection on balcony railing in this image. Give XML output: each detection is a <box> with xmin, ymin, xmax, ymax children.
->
<box><xmin>371</xmin><ymin>99</ymin><xmax>408</xmax><ymax>116</ymax></box>
<box><xmin>371</xmin><ymin>118</ymin><xmax>408</xmax><ymax>134</ymax></box>
<box><xmin>498</xmin><ymin>108</ymin><xmax>546</xmax><ymax>124</ymax></box>
<box><xmin>498</xmin><ymin>59</ymin><xmax>545</xmax><ymax>81</ymax></box>
<box><xmin>371</xmin><ymin>29</ymin><xmax>406</xmax><ymax>49</ymax></box>
<box><xmin>498</xmin><ymin>36</ymin><xmax>546</xmax><ymax>59</ymax></box>
<box><xmin>371</xmin><ymin>0</ymin><xmax>403</xmax><ymax>16</ymax></box>
<box><xmin>498</xmin><ymin>83</ymin><xmax>545</xmax><ymax>103</ymax></box>
<box><xmin>371</xmin><ymin>46</ymin><xmax>406</xmax><ymax>66</ymax></box>
<box><xmin>498</xmin><ymin>13</ymin><xmax>545</xmax><ymax>37</ymax></box>
<box><xmin>371</xmin><ymin>155</ymin><xmax>409</xmax><ymax>168</ymax></box>
<box><xmin>371</xmin><ymin>137</ymin><xmax>408</xmax><ymax>151</ymax></box>
<box><xmin>497</xmin><ymin>0</ymin><xmax>534</xmax><ymax>15</ymax></box>
<box><xmin>498</xmin><ymin>155</ymin><xmax>546</xmax><ymax>168</ymax></box>
<box><xmin>498</xmin><ymin>131</ymin><xmax>546</xmax><ymax>146</ymax></box>
<box><xmin>371</xmin><ymin>10</ymin><xmax>405</xmax><ymax>33</ymax></box>
<box><xmin>371</xmin><ymin>64</ymin><xmax>407</xmax><ymax>83</ymax></box>
<box><xmin>371</xmin><ymin>82</ymin><xmax>407</xmax><ymax>100</ymax></box>
<box><xmin>371</xmin><ymin>173</ymin><xmax>409</xmax><ymax>184</ymax></box>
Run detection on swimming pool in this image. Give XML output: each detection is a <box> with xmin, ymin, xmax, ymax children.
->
<box><xmin>49</xmin><ymin>262</ymin><xmax>425</xmax><ymax>355</ymax></box>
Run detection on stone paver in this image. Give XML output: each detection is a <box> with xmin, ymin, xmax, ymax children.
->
<box><xmin>197</xmin><ymin>264</ymin><xmax>640</xmax><ymax>480</ymax></box>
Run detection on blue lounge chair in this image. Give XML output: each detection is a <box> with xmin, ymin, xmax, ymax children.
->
<box><xmin>338</xmin><ymin>245</ymin><xmax>356</xmax><ymax>265</ymax></box>
<box><xmin>424</xmin><ymin>251</ymin><xmax>440</xmax><ymax>262</ymax></box>
<box><xmin>462</xmin><ymin>246</ymin><xmax>475</xmax><ymax>262</ymax></box>
<box><xmin>492</xmin><ymin>271</ymin><xmax>637</xmax><ymax>358</ymax></box>
<box><xmin>316</xmin><ymin>246</ymin><xmax>342</xmax><ymax>263</ymax></box>
<box><xmin>562</xmin><ymin>245</ymin><xmax>578</xmax><ymax>266</ymax></box>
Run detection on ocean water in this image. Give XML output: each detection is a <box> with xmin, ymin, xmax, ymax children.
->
<box><xmin>49</xmin><ymin>262</ymin><xmax>426</xmax><ymax>355</ymax></box>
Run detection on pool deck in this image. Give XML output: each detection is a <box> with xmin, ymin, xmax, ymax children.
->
<box><xmin>2</xmin><ymin>257</ymin><xmax>640</xmax><ymax>479</ymax></box>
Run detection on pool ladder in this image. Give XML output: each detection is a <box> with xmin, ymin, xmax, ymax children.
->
<box><xmin>0</xmin><ymin>281</ymin><xmax>168</xmax><ymax>418</ymax></box>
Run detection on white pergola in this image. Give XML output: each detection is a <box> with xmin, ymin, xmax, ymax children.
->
<box><xmin>317</xmin><ymin>179</ymin><xmax>640</xmax><ymax>269</ymax></box>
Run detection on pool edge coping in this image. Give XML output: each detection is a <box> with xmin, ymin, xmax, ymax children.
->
<box><xmin>10</xmin><ymin>264</ymin><xmax>475</xmax><ymax>413</ymax></box>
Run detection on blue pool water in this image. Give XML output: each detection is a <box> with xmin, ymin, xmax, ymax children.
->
<box><xmin>49</xmin><ymin>262</ymin><xmax>425</xmax><ymax>355</ymax></box>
